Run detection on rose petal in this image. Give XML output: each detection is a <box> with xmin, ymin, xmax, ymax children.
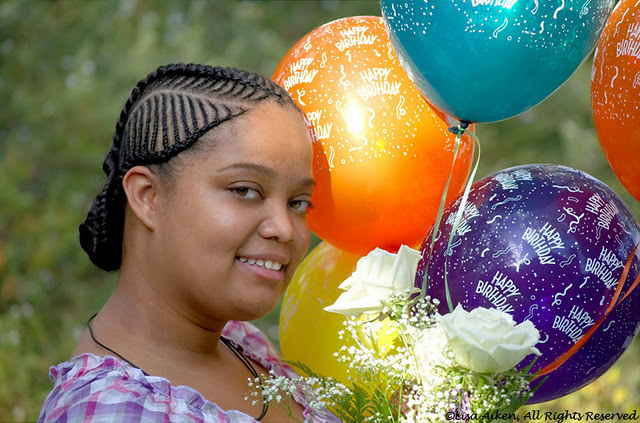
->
<box><xmin>325</xmin><ymin>245</ymin><xmax>422</xmax><ymax>317</ymax></box>
<box><xmin>438</xmin><ymin>304</ymin><xmax>541</xmax><ymax>373</ymax></box>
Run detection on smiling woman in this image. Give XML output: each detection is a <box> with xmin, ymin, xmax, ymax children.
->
<box><xmin>37</xmin><ymin>63</ymin><xmax>337</xmax><ymax>423</ymax></box>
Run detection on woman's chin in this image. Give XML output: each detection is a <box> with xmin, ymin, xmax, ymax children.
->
<box><xmin>233</xmin><ymin>298</ymin><xmax>280</xmax><ymax>322</ymax></box>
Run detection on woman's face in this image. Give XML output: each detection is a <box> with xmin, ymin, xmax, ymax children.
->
<box><xmin>150</xmin><ymin>102</ymin><xmax>314</xmax><ymax>324</ymax></box>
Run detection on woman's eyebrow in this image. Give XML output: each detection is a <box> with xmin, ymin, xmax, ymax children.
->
<box><xmin>218</xmin><ymin>162</ymin><xmax>277</xmax><ymax>178</ymax></box>
<box><xmin>218</xmin><ymin>162</ymin><xmax>316</xmax><ymax>188</ymax></box>
<box><xmin>300</xmin><ymin>178</ymin><xmax>316</xmax><ymax>189</ymax></box>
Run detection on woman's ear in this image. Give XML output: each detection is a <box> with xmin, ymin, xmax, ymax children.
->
<box><xmin>122</xmin><ymin>165</ymin><xmax>160</xmax><ymax>231</ymax></box>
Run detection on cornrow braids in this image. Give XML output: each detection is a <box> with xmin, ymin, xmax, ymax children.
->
<box><xmin>79</xmin><ymin>63</ymin><xmax>300</xmax><ymax>271</ymax></box>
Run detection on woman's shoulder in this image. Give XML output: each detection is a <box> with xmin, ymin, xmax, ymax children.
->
<box><xmin>222</xmin><ymin>320</ymin><xmax>295</xmax><ymax>376</ymax></box>
<box><xmin>38</xmin><ymin>353</ymin><xmax>238</xmax><ymax>422</ymax></box>
<box><xmin>38</xmin><ymin>321</ymin><xmax>336</xmax><ymax>422</ymax></box>
<box><xmin>38</xmin><ymin>321</ymin><xmax>279</xmax><ymax>423</ymax></box>
<box><xmin>38</xmin><ymin>321</ymin><xmax>312</xmax><ymax>423</ymax></box>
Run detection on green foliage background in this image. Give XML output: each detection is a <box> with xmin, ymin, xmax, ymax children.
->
<box><xmin>1</xmin><ymin>0</ymin><xmax>638</xmax><ymax>421</ymax></box>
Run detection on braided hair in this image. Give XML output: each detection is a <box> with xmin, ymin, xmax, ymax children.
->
<box><xmin>79</xmin><ymin>63</ymin><xmax>300</xmax><ymax>271</ymax></box>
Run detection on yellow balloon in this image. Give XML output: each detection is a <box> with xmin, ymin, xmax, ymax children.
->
<box><xmin>280</xmin><ymin>241</ymin><xmax>412</xmax><ymax>385</ymax></box>
<box><xmin>355</xmin><ymin>316</ymin><xmax>403</xmax><ymax>356</ymax></box>
<box><xmin>280</xmin><ymin>242</ymin><xmax>361</xmax><ymax>385</ymax></box>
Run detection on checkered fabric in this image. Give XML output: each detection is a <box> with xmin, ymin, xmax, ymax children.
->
<box><xmin>39</xmin><ymin>321</ymin><xmax>340</xmax><ymax>423</ymax></box>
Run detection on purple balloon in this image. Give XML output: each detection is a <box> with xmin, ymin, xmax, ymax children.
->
<box><xmin>528</xmin><ymin>284</ymin><xmax>640</xmax><ymax>403</ymax></box>
<box><xmin>416</xmin><ymin>164</ymin><xmax>640</xmax><ymax>403</ymax></box>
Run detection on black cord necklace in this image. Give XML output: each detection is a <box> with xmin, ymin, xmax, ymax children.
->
<box><xmin>86</xmin><ymin>313</ymin><xmax>149</xmax><ymax>375</ymax></box>
<box><xmin>86</xmin><ymin>313</ymin><xmax>269</xmax><ymax>421</ymax></box>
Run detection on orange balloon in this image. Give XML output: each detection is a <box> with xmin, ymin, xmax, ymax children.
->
<box><xmin>273</xmin><ymin>16</ymin><xmax>474</xmax><ymax>255</ymax></box>
<box><xmin>592</xmin><ymin>0</ymin><xmax>640</xmax><ymax>202</ymax></box>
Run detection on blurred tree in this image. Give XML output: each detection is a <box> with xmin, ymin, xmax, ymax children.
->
<box><xmin>0</xmin><ymin>0</ymin><xmax>637</xmax><ymax>421</ymax></box>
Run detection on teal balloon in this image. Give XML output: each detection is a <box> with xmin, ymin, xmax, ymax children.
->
<box><xmin>380</xmin><ymin>0</ymin><xmax>615</xmax><ymax>123</ymax></box>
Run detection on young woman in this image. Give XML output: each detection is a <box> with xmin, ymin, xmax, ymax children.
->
<box><xmin>39</xmin><ymin>63</ymin><xmax>338</xmax><ymax>422</ymax></box>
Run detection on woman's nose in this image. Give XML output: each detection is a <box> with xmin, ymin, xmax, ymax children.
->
<box><xmin>257</xmin><ymin>202</ymin><xmax>296</xmax><ymax>243</ymax></box>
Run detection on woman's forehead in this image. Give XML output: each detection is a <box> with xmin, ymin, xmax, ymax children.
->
<box><xmin>212</xmin><ymin>102</ymin><xmax>308</xmax><ymax>148</ymax></box>
<box><xmin>188</xmin><ymin>102</ymin><xmax>312</xmax><ymax>177</ymax></box>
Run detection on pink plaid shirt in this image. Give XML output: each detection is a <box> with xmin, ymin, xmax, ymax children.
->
<box><xmin>39</xmin><ymin>320</ymin><xmax>341</xmax><ymax>422</ymax></box>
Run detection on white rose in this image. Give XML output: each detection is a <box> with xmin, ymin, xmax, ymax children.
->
<box><xmin>324</xmin><ymin>245</ymin><xmax>422</xmax><ymax>317</ymax></box>
<box><xmin>438</xmin><ymin>305</ymin><xmax>541</xmax><ymax>373</ymax></box>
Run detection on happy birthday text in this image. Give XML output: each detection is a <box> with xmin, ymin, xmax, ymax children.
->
<box><xmin>617</xmin><ymin>22</ymin><xmax>640</xmax><ymax>60</ymax></box>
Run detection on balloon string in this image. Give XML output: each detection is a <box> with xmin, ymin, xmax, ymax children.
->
<box><xmin>444</xmin><ymin>126</ymin><xmax>480</xmax><ymax>313</ymax></box>
<box><xmin>427</xmin><ymin>126</ymin><xmax>463</xmax><ymax>253</ymax></box>
<box><xmin>421</xmin><ymin>128</ymin><xmax>460</xmax><ymax>300</ymax></box>
<box><xmin>532</xmin><ymin>242</ymin><xmax>640</xmax><ymax>379</ymax></box>
<box><xmin>422</xmin><ymin>120</ymin><xmax>480</xmax><ymax>314</ymax></box>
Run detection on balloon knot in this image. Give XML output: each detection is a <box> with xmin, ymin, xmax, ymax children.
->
<box><xmin>448</xmin><ymin>121</ymin><xmax>470</xmax><ymax>135</ymax></box>
<box><xmin>447</xmin><ymin>120</ymin><xmax>470</xmax><ymax>135</ymax></box>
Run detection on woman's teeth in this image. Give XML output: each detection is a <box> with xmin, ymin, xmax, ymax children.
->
<box><xmin>237</xmin><ymin>257</ymin><xmax>283</xmax><ymax>271</ymax></box>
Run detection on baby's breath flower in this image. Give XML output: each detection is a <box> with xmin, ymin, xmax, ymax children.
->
<box><xmin>249</xmin><ymin>292</ymin><xmax>536</xmax><ymax>423</ymax></box>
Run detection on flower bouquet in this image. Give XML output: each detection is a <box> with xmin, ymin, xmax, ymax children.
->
<box><xmin>249</xmin><ymin>246</ymin><xmax>544</xmax><ymax>423</ymax></box>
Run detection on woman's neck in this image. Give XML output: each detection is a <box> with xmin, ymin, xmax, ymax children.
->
<box><xmin>74</xmin><ymin>264</ymin><xmax>227</xmax><ymax>372</ymax></box>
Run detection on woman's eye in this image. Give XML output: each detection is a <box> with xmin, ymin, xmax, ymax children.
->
<box><xmin>233</xmin><ymin>187</ymin><xmax>261</xmax><ymax>199</ymax></box>
<box><xmin>290</xmin><ymin>199</ymin><xmax>313</xmax><ymax>213</ymax></box>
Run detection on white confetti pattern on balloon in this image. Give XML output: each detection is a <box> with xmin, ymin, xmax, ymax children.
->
<box><xmin>418</xmin><ymin>164</ymin><xmax>640</xmax><ymax>403</ymax></box>
<box><xmin>580</xmin><ymin>0</ymin><xmax>592</xmax><ymax>17</ymax></box>
<box><xmin>592</xmin><ymin>0</ymin><xmax>640</xmax><ymax>206</ymax></box>
<box><xmin>554</xmin><ymin>0</ymin><xmax>565</xmax><ymax>19</ymax></box>
<box><xmin>532</xmin><ymin>0</ymin><xmax>539</xmax><ymax>14</ymax></box>
<box><xmin>493</xmin><ymin>18</ymin><xmax>509</xmax><ymax>37</ymax></box>
<box><xmin>272</xmin><ymin>15</ymin><xmax>474</xmax><ymax>255</ymax></box>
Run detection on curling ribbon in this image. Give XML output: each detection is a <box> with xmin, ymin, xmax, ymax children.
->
<box><xmin>422</xmin><ymin>121</ymin><xmax>481</xmax><ymax>314</ymax></box>
<box><xmin>533</xmin><ymin>242</ymin><xmax>640</xmax><ymax>379</ymax></box>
